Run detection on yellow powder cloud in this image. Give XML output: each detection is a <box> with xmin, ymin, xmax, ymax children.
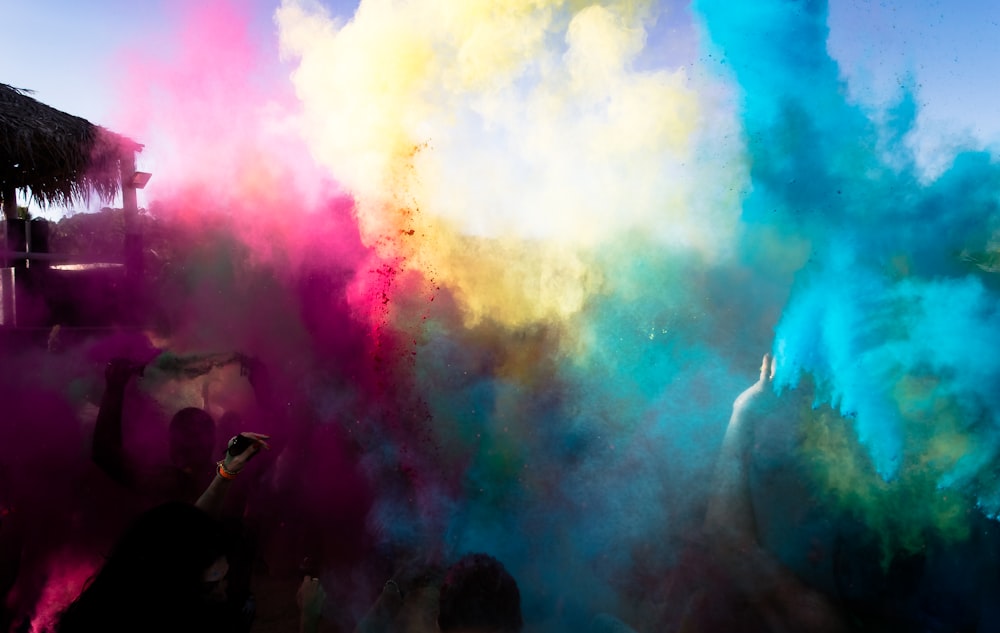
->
<box><xmin>277</xmin><ymin>0</ymin><xmax>744</xmax><ymax>328</ymax></box>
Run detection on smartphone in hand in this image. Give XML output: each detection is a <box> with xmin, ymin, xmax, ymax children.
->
<box><xmin>227</xmin><ymin>434</ymin><xmax>254</xmax><ymax>457</ymax></box>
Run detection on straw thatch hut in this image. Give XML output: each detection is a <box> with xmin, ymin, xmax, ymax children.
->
<box><xmin>0</xmin><ymin>83</ymin><xmax>142</xmax><ymax>219</ymax></box>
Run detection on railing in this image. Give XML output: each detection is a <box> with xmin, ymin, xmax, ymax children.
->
<box><xmin>2</xmin><ymin>217</ymin><xmax>51</xmax><ymax>267</ymax></box>
<box><xmin>2</xmin><ymin>219</ymin><xmax>131</xmax><ymax>327</ymax></box>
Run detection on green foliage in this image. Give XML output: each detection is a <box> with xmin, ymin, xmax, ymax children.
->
<box><xmin>800</xmin><ymin>387</ymin><xmax>974</xmax><ymax>567</ymax></box>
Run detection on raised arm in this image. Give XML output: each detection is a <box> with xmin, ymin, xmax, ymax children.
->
<box><xmin>704</xmin><ymin>354</ymin><xmax>772</xmax><ymax>544</ymax></box>
<box><xmin>195</xmin><ymin>431</ymin><xmax>270</xmax><ymax>518</ymax></box>
<box><xmin>353</xmin><ymin>577</ymin><xmax>405</xmax><ymax>633</ymax></box>
<box><xmin>704</xmin><ymin>354</ymin><xmax>849</xmax><ymax>633</ymax></box>
<box><xmin>298</xmin><ymin>576</ymin><xmax>327</xmax><ymax>633</ymax></box>
<box><xmin>240</xmin><ymin>355</ymin><xmax>276</xmax><ymax>412</ymax></box>
<box><xmin>92</xmin><ymin>359</ymin><xmax>144</xmax><ymax>486</ymax></box>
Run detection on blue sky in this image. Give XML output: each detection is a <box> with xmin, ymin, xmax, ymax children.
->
<box><xmin>828</xmin><ymin>0</ymin><xmax>1000</xmax><ymax>143</ymax></box>
<box><xmin>2</xmin><ymin>0</ymin><xmax>999</xmax><ymax>213</ymax></box>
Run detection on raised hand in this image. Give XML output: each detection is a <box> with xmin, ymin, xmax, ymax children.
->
<box><xmin>221</xmin><ymin>432</ymin><xmax>271</xmax><ymax>475</ymax></box>
<box><xmin>298</xmin><ymin>576</ymin><xmax>326</xmax><ymax>633</ymax></box>
<box><xmin>732</xmin><ymin>353</ymin><xmax>775</xmax><ymax>415</ymax></box>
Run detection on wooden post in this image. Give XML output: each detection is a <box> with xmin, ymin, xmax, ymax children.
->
<box><xmin>0</xmin><ymin>267</ymin><xmax>15</xmax><ymax>326</ymax></box>
<box><xmin>120</xmin><ymin>151</ymin><xmax>138</xmax><ymax>220</ymax></box>
<box><xmin>119</xmin><ymin>150</ymin><xmax>144</xmax><ymax>325</ymax></box>
<box><xmin>119</xmin><ymin>151</ymin><xmax>142</xmax><ymax>276</ymax></box>
<box><xmin>2</xmin><ymin>186</ymin><xmax>16</xmax><ymax>221</ymax></box>
<box><xmin>0</xmin><ymin>184</ymin><xmax>17</xmax><ymax>328</ymax></box>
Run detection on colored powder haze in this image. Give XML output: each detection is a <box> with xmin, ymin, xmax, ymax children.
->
<box><xmin>5</xmin><ymin>0</ymin><xmax>1000</xmax><ymax>630</ymax></box>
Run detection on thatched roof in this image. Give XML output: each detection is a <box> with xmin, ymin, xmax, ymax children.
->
<box><xmin>0</xmin><ymin>83</ymin><xmax>142</xmax><ymax>208</ymax></box>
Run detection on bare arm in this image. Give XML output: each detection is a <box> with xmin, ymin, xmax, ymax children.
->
<box><xmin>195</xmin><ymin>431</ymin><xmax>270</xmax><ymax>518</ymax></box>
<box><xmin>353</xmin><ymin>581</ymin><xmax>403</xmax><ymax>633</ymax></box>
<box><xmin>298</xmin><ymin>577</ymin><xmax>326</xmax><ymax>633</ymax></box>
<box><xmin>193</xmin><ymin>473</ymin><xmax>234</xmax><ymax>520</ymax></box>
<box><xmin>704</xmin><ymin>354</ymin><xmax>771</xmax><ymax>545</ymax></box>
<box><xmin>704</xmin><ymin>355</ymin><xmax>849</xmax><ymax>633</ymax></box>
<box><xmin>92</xmin><ymin>360</ymin><xmax>143</xmax><ymax>486</ymax></box>
<box><xmin>241</xmin><ymin>355</ymin><xmax>276</xmax><ymax>412</ymax></box>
